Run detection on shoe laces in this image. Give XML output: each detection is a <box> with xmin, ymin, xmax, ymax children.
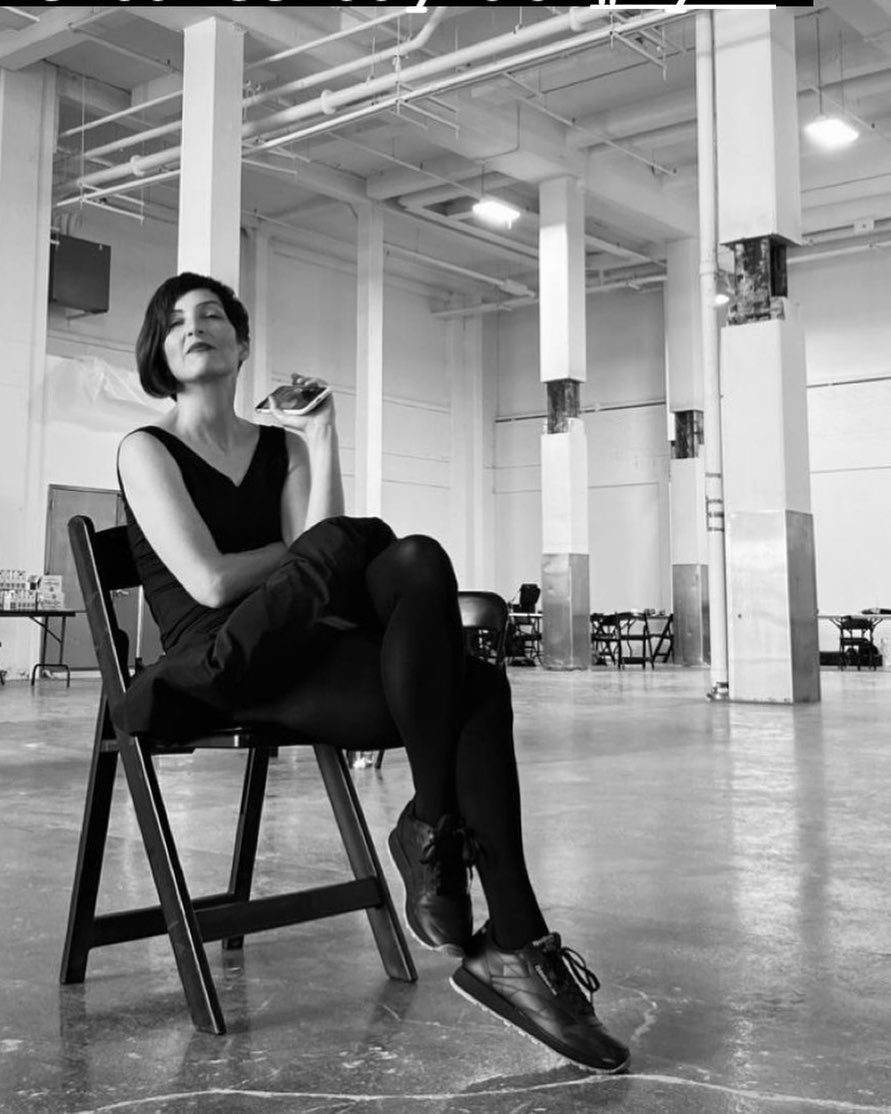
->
<box><xmin>535</xmin><ymin>933</ymin><xmax>602</xmax><ymax>1007</ymax></box>
<box><xmin>418</xmin><ymin>816</ymin><xmax>473</xmax><ymax>893</ymax></box>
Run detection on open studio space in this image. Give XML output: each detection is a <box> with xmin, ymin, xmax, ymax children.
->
<box><xmin>1</xmin><ymin>4</ymin><xmax>890</xmax><ymax>1113</ymax></box>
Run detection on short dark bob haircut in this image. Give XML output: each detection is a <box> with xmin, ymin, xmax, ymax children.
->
<box><xmin>135</xmin><ymin>272</ymin><xmax>251</xmax><ymax>400</ymax></box>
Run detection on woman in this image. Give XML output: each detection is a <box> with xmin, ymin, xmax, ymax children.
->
<box><xmin>116</xmin><ymin>271</ymin><xmax>629</xmax><ymax>1074</ymax></box>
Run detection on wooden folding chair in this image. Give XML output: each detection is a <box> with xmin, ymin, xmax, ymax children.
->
<box><xmin>59</xmin><ymin>515</ymin><xmax>415</xmax><ymax>1034</ymax></box>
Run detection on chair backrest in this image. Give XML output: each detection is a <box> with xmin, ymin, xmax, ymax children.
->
<box><xmin>839</xmin><ymin>616</ymin><xmax>873</xmax><ymax>635</ymax></box>
<box><xmin>67</xmin><ymin>516</ymin><xmax>136</xmax><ymax>714</ymax></box>
<box><xmin>458</xmin><ymin>590</ymin><xmax>509</xmax><ymax>668</ymax></box>
<box><xmin>518</xmin><ymin>583</ymin><xmax>540</xmax><ymax>612</ymax></box>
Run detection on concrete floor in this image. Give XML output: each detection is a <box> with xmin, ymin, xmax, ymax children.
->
<box><xmin>1</xmin><ymin>665</ymin><xmax>890</xmax><ymax>1114</ymax></box>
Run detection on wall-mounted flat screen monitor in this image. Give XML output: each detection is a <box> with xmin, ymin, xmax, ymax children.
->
<box><xmin>49</xmin><ymin>234</ymin><xmax>111</xmax><ymax>314</ymax></box>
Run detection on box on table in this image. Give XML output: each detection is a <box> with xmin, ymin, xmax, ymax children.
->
<box><xmin>1</xmin><ymin>588</ymin><xmax>38</xmax><ymax>611</ymax></box>
<box><xmin>0</xmin><ymin>570</ymin><xmax>28</xmax><ymax>593</ymax></box>
<box><xmin>37</xmin><ymin>574</ymin><xmax>65</xmax><ymax>610</ymax></box>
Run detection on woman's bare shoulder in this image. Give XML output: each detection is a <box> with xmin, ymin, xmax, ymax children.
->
<box><xmin>117</xmin><ymin>425</ymin><xmax>175</xmax><ymax>477</ymax></box>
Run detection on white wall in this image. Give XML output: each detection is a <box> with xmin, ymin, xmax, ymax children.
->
<box><xmin>793</xmin><ymin>249</ymin><xmax>891</xmax><ymax>648</ymax></box>
<box><xmin>7</xmin><ymin>194</ymin><xmax>890</xmax><ymax>674</ymax></box>
<box><xmin>492</xmin><ymin>287</ymin><xmax>671</xmax><ymax>611</ymax></box>
<box><xmin>40</xmin><ymin>214</ymin><xmax>455</xmax><ymax>557</ymax></box>
<box><xmin>493</xmin><ymin>248</ymin><xmax>891</xmax><ymax>638</ymax></box>
<box><xmin>266</xmin><ymin>241</ymin><xmax>454</xmax><ymax>554</ymax></box>
<box><xmin>43</xmin><ymin>208</ymin><xmax>178</xmax><ymax>496</ymax></box>
<box><xmin>1</xmin><ymin>204</ymin><xmax>460</xmax><ymax>674</ymax></box>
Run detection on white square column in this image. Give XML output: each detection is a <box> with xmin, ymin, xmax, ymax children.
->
<box><xmin>665</xmin><ymin>238</ymin><xmax>709</xmax><ymax>665</ymax></box>
<box><xmin>177</xmin><ymin>18</ymin><xmax>244</xmax><ymax>290</ymax></box>
<box><xmin>715</xmin><ymin>10</ymin><xmax>819</xmax><ymax>703</ymax></box>
<box><xmin>448</xmin><ymin>316</ymin><xmax>492</xmax><ymax>590</ymax></box>
<box><xmin>538</xmin><ymin>177</ymin><xmax>589</xmax><ymax>670</ymax></box>
<box><xmin>354</xmin><ymin>204</ymin><xmax>384</xmax><ymax>518</ymax></box>
<box><xmin>0</xmin><ymin>66</ymin><xmax>56</xmax><ymax>676</ymax></box>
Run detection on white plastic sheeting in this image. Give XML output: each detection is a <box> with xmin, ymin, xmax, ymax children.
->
<box><xmin>44</xmin><ymin>354</ymin><xmax>168</xmax><ymax>431</ymax></box>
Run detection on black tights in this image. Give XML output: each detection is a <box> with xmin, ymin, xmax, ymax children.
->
<box><xmin>236</xmin><ymin>523</ymin><xmax>548</xmax><ymax>950</ymax></box>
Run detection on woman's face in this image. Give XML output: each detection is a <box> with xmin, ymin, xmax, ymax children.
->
<box><xmin>163</xmin><ymin>287</ymin><xmax>248</xmax><ymax>390</ymax></box>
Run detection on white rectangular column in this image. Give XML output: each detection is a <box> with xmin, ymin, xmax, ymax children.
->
<box><xmin>665</xmin><ymin>238</ymin><xmax>708</xmax><ymax>665</ymax></box>
<box><xmin>178</xmin><ymin>17</ymin><xmax>244</xmax><ymax>289</ymax></box>
<box><xmin>239</xmin><ymin>227</ymin><xmax>269</xmax><ymax>416</ymax></box>
<box><xmin>538</xmin><ymin>177</ymin><xmax>589</xmax><ymax>670</ymax></box>
<box><xmin>715</xmin><ymin>10</ymin><xmax>819</xmax><ymax>703</ymax></box>
<box><xmin>355</xmin><ymin>204</ymin><xmax>384</xmax><ymax>518</ymax></box>
<box><xmin>448</xmin><ymin>316</ymin><xmax>488</xmax><ymax>588</ymax></box>
<box><xmin>0</xmin><ymin>66</ymin><xmax>56</xmax><ymax>676</ymax></box>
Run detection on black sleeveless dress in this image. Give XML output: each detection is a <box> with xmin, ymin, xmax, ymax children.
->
<box><xmin>121</xmin><ymin>425</ymin><xmax>288</xmax><ymax>652</ymax></box>
<box><xmin>116</xmin><ymin>426</ymin><xmax>396</xmax><ymax>741</ymax></box>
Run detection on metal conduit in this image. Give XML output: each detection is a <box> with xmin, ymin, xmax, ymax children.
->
<box><xmin>695</xmin><ymin>11</ymin><xmax>730</xmax><ymax>701</ymax></box>
<box><xmin>67</xmin><ymin>8</ymin><xmax>687</xmax><ymax>194</ymax></box>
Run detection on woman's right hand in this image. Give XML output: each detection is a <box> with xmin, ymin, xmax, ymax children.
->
<box><xmin>267</xmin><ymin>377</ymin><xmax>336</xmax><ymax>438</ymax></box>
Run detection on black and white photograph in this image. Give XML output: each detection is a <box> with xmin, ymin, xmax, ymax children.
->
<box><xmin>0</xmin><ymin>3</ymin><xmax>889</xmax><ymax>1112</ymax></box>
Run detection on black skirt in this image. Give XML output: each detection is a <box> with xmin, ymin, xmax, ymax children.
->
<box><xmin>117</xmin><ymin>515</ymin><xmax>396</xmax><ymax>741</ymax></box>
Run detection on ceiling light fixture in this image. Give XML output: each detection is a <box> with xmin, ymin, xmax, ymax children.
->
<box><xmin>806</xmin><ymin>15</ymin><xmax>859</xmax><ymax>151</ymax></box>
<box><xmin>805</xmin><ymin>114</ymin><xmax>859</xmax><ymax>150</ymax></box>
<box><xmin>472</xmin><ymin>196</ymin><xmax>521</xmax><ymax>229</ymax></box>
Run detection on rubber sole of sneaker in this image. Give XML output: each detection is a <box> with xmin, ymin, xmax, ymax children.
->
<box><xmin>449</xmin><ymin>968</ymin><xmax>630</xmax><ymax>1075</ymax></box>
<box><xmin>387</xmin><ymin>833</ymin><xmax>467</xmax><ymax>959</ymax></box>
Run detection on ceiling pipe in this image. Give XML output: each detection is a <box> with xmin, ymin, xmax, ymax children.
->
<box><xmin>244</xmin><ymin>12</ymin><xmax>690</xmax><ymax>158</ymax></box>
<box><xmin>239</xmin><ymin>7</ymin><xmax>615</xmax><ymax>139</ymax></box>
<box><xmin>70</xmin><ymin>8</ymin><xmax>446</xmax><ymax>189</ymax></box>
<box><xmin>503</xmin><ymin>71</ymin><xmax>677</xmax><ymax>178</ymax></box>
<box><xmin>385</xmin><ymin>244</ymin><xmax>537</xmax><ymax>298</ymax></box>
<box><xmin>431</xmin><ymin>274</ymin><xmax>667</xmax><ymax>320</ymax></box>
<box><xmin>54</xmin><ymin>169</ymin><xmax>180</xmax><ymax>209</ymax></box>
<box><xmin>3</xmin><ymin>6</ymin><xmax>40</xmax><ymax>23</ymax></box>
<box><xmin>74</xmin><ymin>12</ymin><xmax>445</xmax><ymax>167</ymax></box>
<box><xmin>60</xmin><ymin>7</ymin><xmax>413</xmax><ymax>140</ymax></box>
<box><xmin>574</xmin><ymin>61</ymin><xmax>891</xmax><ymax>155</ymax></box>
<box><xmin>788</xmin><ymin>230</ymin><xmax>891</xmax><ymax>263</ymax></box>
<box><xmin>394</xmin><ymin>172</ymin><xmax>515</xmax><ymax>211</ymax></box>
<box><xmin>396</xmin><ymin>203</ymin><xmax>539</xmax><ymax>263</ymax></box>
<box><xmin>67</xmin><ymin>7</ymin><xmax>687</xmax><ymax>194</ymax></box>
<box><xmin>244</xmin><ymin>8</ymin><xmax>412</xmax><ymax>76</ymax></box>
<box><xmin>241</xmin><ymin>7</ymin><xmax>446</xmax><ymax>113</ymax></box>
<box><xmin>695</xmin><ymin>9</ymin><xmax>729</xmax><ymax>702</ymax></box>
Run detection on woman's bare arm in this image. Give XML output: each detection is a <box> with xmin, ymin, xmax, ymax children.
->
<box><xmin>118</xmin><ymin>431</ymin><xmax>288</xmax><ymax>608</ymax></box>
<box><xmin>274</xmin><ymin>394</ymin><xmax>345</xmax><ymax>543</ymax></box>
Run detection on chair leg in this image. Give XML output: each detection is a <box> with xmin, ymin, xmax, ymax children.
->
<box><xmin>223</xmin><ymin>748</ymin><xmax>270</xmax><ymax>951</ymax></box>
<box><xmin>117</xmin><ymin>735</ymin><xmax>226</xmax><ymax>1034</ymax></box>
<box><xmin>313</xmin><ymin>745</ymin><xmax>416</xmax><ymax>984</ymax></box>
<box><xmin>60</xmin><ymin>700</ymin><xmax>118</xmax><ymax>985</ymax></box>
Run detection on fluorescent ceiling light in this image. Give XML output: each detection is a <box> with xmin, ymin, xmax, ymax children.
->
<box><xmin>804</xmin><ymin>115</ymin><xmax>859</xmax><ymax>149</ymax></box>
<box><xmin>472</xmin><ymin>197</ymin><xmax>521</xmax><ymax>229</ymax></box>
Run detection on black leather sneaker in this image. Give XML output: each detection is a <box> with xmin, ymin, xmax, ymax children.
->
<box><xmin>388</xmin><ymin>800</ymin><xmax>473</xmax><ymax>957</ymax></box>
<box><xmin>450</xmin><ymin>925</ymin><xmax>630</xmax><ymax>1073</ymax></box>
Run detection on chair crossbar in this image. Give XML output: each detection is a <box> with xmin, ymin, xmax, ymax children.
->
<box><xmin>89</xmin><ymin>878</ymin><xmax>383</xmax><ymax>949</ymax></box>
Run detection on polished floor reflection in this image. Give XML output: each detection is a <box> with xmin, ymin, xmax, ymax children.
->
<box><xmin>1</xmin><ymin>667</ymin><xmax>889</xmax><ymax>1113</ymax></box>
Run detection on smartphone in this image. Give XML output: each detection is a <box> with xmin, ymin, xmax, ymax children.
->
<box><xmin>255</xmin><ymin>381</ymin><xmax>332</xmax><ymax>416</ymax></box>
